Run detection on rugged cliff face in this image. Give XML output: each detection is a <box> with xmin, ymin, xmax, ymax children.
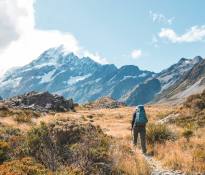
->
<box><xmin>151</xmin><ymin>59</ymin><xmax>205</xmax><ymax>104</ymax></box>
<box><xmin>119</xmin><ymin>78</ymin><xmax>161</xmax><ymax>106</ymax></box>
<box><xmin>56</xmin><ymin>65</ymin><xmax>155</xmax><ymax>104</ymax></box>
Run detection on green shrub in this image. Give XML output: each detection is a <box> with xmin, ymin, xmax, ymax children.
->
<box><xmin>181</xmin><ymin>130</ymin><xmax>193</xmax><ymax>143</ymax></box>
<box><xmin>146</xmin><ymin>123</ymin><xmax>178</xmax><ymax>144</ymax></box>
<box><xmin>87</xmin><ymin>115</ymin><xmax>94</xmax><ymax>119</ymax></box>
<box><xmin>0</xmin><ymin>127</ymin><xmax>21</xmax><ymax>142</ymax></box>
<box><xmin>194</xmin><ymin>150</ymin><xmax>205</xmax><ymax>162</ymax></box>
<box><xmin>81</xmin><ymin>115</ymin><xmax>85</xmax><ymax>119</ymax></box>
<box><xmin>71</xmin><ymin>109</ymin><xmax>76</xmax><ymax>112</ymax></box>
<box><xmin>0</xmin><ymin>141</ymin><xmax>10</xmax><ymax>164</ymax></box>
<box><xmin>49</xmin><ymin>111</ymin><xmax>55</xmax><ymax>115</ymax></box>
<box><xmin>0</xmin><ymin>157</ymin><xmax>51</xmax><ymax>174</ymax></box>
<box><xmin>13</xmin><ymin>112</ymin><xmax>32</xmax><ymax>123</ymax></box>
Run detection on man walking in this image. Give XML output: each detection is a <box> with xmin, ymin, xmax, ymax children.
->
<box><xmin>130</xmin><ymin>105</ymin><xmax>148</xmax><ymax>154</ymax></box>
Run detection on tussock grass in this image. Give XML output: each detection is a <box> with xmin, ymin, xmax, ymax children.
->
<box><xmin>1</xmin><ymin>102</ymin><xmax>204</xmax><ymax>173</ymax></box>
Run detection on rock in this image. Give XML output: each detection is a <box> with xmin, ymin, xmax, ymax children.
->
<box><xmin>0</xmin><ymin>91</ymin><xmax>76</xmax><ymax>113</ymax></box>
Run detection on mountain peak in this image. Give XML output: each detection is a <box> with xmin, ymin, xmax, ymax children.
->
<box><xmin>193</xmin><ymin>56</ymin><xmax>203</xmax><ymax>62</ymax></box>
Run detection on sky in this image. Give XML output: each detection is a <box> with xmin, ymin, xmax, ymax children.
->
<box><xmin>0</xmin><ymin>0</ymin><xmax>205</xmax><ymax>77</ymax></box>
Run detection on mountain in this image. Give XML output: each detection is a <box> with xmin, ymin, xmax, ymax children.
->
<box><xmin>0</xmin><ymin>45</ymin><xmax>102</xmax><ymax>99</ymax></box>
<box><xmin>119</xmin><ymin>56</ymin><xmax>203</xmax><ymax>106</ymax></box>
<box><xmin>0</xmin><ymin>96</ymin><xmax>2</xmax><ymax>100</ymax></box>
<box><xmin>55</xmin><ymin>65</ymin><xmax>156</xmax><ymax>104</ymax></box>
<box><xmin>155</xmin><ymin>56</ymin><xmax>203</xmax><ymax>94</ymax></box>
<box><xmin>151</xmin><ymin>58</ymin><xmax>205</xmax><ymax>104</ymax></box>
<box><xmin>119</xmin><ymin>78</ymin><xmax>161</xmax><ymax>106</ymax></box>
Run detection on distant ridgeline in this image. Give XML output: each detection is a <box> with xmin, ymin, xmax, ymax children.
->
<box><xmin>151</xmin><ymin>58</ymin><xmax>205</xmax><ymax>104</ymax></box>
<box><xmin>0</xmin><ymin>96</ymin><xmax>2</xmax><ymax>100</ymax></box>
<box><xmin>0</xmin><ymin>44</ymin><xmax>204</xmax><ymax>106</ymax></box>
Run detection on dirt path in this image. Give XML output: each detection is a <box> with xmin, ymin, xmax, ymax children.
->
<box><xmin>133</xmin><ymin>113</ymin><xmax>185</xmax><ymax>175</ymax></box>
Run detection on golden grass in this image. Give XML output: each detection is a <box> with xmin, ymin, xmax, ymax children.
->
<box><xmin>1</xmin><ymin>104</ymin><xmax>204</xmax><ymax>173</ymax></box>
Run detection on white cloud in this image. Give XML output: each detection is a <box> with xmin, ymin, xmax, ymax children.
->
<box><xmin>152</xmin><ymin>35</ymin><xmax>157</xmax><ymax>43</ymax></box>
<box><xmin>83</xmin><ymin>50</ymin><xmax>108</xmax><ymax>64</ymax></box>
<box><xmin>167</xmin><ymin>17</ymin><xmax>174</xmax><ymax>25</ymax></box>
<box><xmin>131</xmin><ymin>49</ymin><xmax>142</xmax><ymax>59</ymax></box>
<box><xmin>158</xmin><ymin>26</ymin><xmax>205</xmax><ymax>43</ymax></box>
<box><xmin>149</xmin><ymin>11</ymin><xmax>174</xmax><ymax>25</ymax></box>
<box><xmin>0</xmin><ymin>0</ymin><xmax>107</xmax><ymax>77</ymax></box>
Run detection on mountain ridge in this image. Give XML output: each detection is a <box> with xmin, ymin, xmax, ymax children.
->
<box><xmin>151</xmin><ymin>58</ymin><xmax>205</xmax><ymax>104</ymax></box>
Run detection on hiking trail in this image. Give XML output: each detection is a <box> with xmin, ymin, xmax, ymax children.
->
<box><xmin>134</xmin><ymin>113</ymin><xmax>185</xmax><ymax>175</ymax></box>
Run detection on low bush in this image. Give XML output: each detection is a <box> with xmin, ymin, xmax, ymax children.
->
<box><xmin>0</xmin><ymin>157</ymin><xmax>51</xmax><ymax>174</ymax></box>
<box><xmin>194</xmin><ymin>150</ymin><xmax>205</xmax><ymax>162</ymax></box>
<box><xmin>13</xmin><ymin>112</ymin><xmax>32</xmax><ymax>123</ymax></box>
<box><xmin>87</xmin><ymin>115</ymin><xmax>94</xmax><ymax>119</ymax></box>
<box><xmin>181</xmin><ymin>130</ymin><xmax>193</xmax><ymax>143</ymax></box>
<box><xmin>146</xmin><ymin>123</ymin><xmax>178</xmax><ymax>144</ymax></box>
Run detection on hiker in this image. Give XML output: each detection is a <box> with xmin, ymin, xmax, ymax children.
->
<box><xmin>130</xmin><ymin>105</ymin><xmax>148</xmax><ymax>154</ymax></box>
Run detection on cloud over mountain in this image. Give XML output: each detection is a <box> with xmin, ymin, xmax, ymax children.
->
<box><xmin>0</xmin><ymin>0</ymin><xmax>107</xmax><ymax>78</ymax></box>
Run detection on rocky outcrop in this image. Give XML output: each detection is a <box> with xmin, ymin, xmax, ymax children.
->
<box><xmin>1</xmin><ymin>91</ymin><xmax>75</xmax><ymax>113</ymax></box>
<box><xmin>83</xmin><ymin>96</ymin><xmax>126</xmax><ymax>109</ymax></box>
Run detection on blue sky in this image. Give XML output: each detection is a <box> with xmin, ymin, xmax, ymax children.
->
<box><xmin>0</xmin><ymin>0</ymin><xmax>205</xmax><ymax>76</ymax></box>
<box><xmin>33</xmin><ymin>0</ymin><xmax>205</xmax><ymax>72</ymax></box>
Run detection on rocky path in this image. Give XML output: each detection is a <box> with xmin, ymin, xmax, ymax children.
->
<box><xmin>133</xmin><ymin>113</ymin><xmax>186</xmax><ymax>175</ymax></box>
<box><xmin>133</xmin><ymin>148</ymin><xmax>184</xmax><ymax>175</ymax></box>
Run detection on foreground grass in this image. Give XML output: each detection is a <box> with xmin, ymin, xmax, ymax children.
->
<box><xmin>1</xmin><ymin>103</ymin><xmax>205</xmax><ymax>174</ymax></box>
<box><xmin>0</xmin><ymin>106</ymin><xmax>152</xmax><ymax>175</ymax></box>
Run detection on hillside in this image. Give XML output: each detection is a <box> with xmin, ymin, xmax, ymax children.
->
<box><xmin>155</xmin><ymin>56</ymin><xmax>202</xmax><ymax>94</ymax></box>
<box><xmin>119</xmin><ymin>56</ymin><xmax>202</xmax><ymax>106</ymax></box>
<box><xmin>151</xmin><ymin>58</ymin><xmax>205</xmax><ymax>104</ymax></box>
<box><xmin>119</xmin><ymin>78</ymin><xmax>161</xmax><ymax>106</ymax></box>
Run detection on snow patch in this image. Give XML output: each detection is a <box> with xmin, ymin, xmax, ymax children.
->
<box><xmin>108</xmin><ymin>75</ymin><xmax>116</xmax><ymax>83</ymax></box>
<box><xmin>120</xmin><ymin>75</ymin><xmax>139</xmax><ymax>82</ymax></box>
<box><xmin>67</xmin><ymin>74</ymin><xmax>92</xmax><ymax>85</ymax></box>
<box><xmin>96</xmin><ymin>78</ymin><xmax>101</xmax><ymax>82</ymax></box>
<box><xmin>139</xmin><ymin>73</ymin><xmax>147</xmax><ymax>77</ymax></box>
<box><xmin>0</xmin><ymin>77</ymin><xmax>22</xmax><ymax>89</ymax></box>
<box><xmin>38</xmin><ymin>69</ymin><xmax>56</xmax><ymax>84</ymax></box>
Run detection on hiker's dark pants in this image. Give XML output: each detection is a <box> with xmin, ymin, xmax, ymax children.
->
<box><xmin>133</xmin><ymin>126</ymin><xmax>146</xmax><ymax>153</ymax></box>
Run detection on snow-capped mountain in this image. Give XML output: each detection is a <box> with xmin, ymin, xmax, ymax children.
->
<box><xmin>55</xmin><ymin>65</ymin><xmax>156</xmax><ymax>104</ymax></box>
<box><xmin>119</xmin><ymin>56</ymin><xmax>203</xmax><ymax>106</ymax></box>
<box><xmin>0</xmin><ymin>45</ymin><xmax>102</xmax><ymax>99</ymax></box>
